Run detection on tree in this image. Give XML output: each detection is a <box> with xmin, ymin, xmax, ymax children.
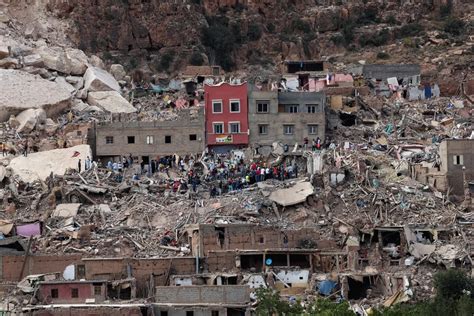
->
<box><xmin>189</xmin><ymin>51</ymin><xmax>204</xmax><ymax>66</ymax></box>
<box><xmin>247</xmin><ymin>23</ymin><xmax>263</xmax><ymax>41</ymax></box>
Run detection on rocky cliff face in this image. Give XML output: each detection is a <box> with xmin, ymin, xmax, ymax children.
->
<box><xmin>3</xmin><ymin>0</ymin><xmax>471</xmax><ymax>74</ymax></box>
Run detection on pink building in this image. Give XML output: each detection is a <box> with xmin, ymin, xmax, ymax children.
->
<box><xmin>38</xmin><ymin>280</ymin><xmax>107</xmax><ymax>304</ymax></box>
<box><xmin>204</xmin><ymin>82</ymin><xmax>249</xmax><ymax>151</ymax></box>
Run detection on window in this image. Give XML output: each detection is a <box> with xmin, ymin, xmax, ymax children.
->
<box><xmin>127</xmin><ymin>136</ymin><xmax>135</xmax><ymax>144</ymax></box>
<box><xmin>308</xmin><ymin>124</ymin><xmax>319</xmax><ymax>135</ymax></box>
<box><xmin>71</xmin><ymin>288</ymin><xmax>79</xmax><ymax>298</ymax></box>
<box><xmin>257</xmin><ymin>100</ymin><xmax>269</xmax><ymax>113</ymax></box>
<box><xmin>283</xmin><ymin>125</ymin><xmax>294</xmax><ymax>135</ymax></box>
<box><xmin>105</xmin><ymin>136</ymin><xmax>114</xmax><ymax>144</ymax></box>
<box><xmin>211</xmin><ymin>311</ymin><xmax>219</xmax><ymax>316</ymax></box>
<box><xmin>77</xmin><ymin>130</ymin><xmax>82</xmax><ymax>136</ymax></box>
<box><xmin>76</xmin><ymin>264</ymin><xmax>85</xmax><ymax>279</ymax></box>
<box><xmin>51</xmin><ymin>288</ymin><xmax>59</xmax><ymax>298</ymax></box>
<box><xmin>161</xmin><ymin>312</ymin><xmax>168</xmax><ymax>316</ymax></box>
<box><xmin>230</xmin><ymin>99</ymin><xmax>240</xmax><ymax>113</ymax></box>
<box><xmin>453</xmin><ymin>155</ymin><xmax>464</xmax><ymax>165</ymax></box>
<box><xmin>284</xmin><ymin>104</ymin><xmax>299</xmax><ymax>113</ymax></box>
<box><xmin>94</xmin><ymin>285</ymin><xmax>102</xmax><ymax>296</ymax></box>
<box><xmin>186</xmin><ymin>312</ymin><xmax>194</xmax><ymax>316</ymax></box>
<box><xmin>258</xmin><ymin>124</ymin><xmax>268</xmax><ymax>135</ymax></box>
<box><xmin>189</xmin><ymin>134</ymin><xmax>197</xmax><ymax>141</ymax></box>
<box><xmin>146</xmin><ymin>135</ymin><xmax>154</xmax><ymax>144</ymax></box>
<box><xmin>307</xmin><ymin>104</ymin><xmax>320</xmax><ymax>113</ymax></box>
<box><xmin>213</xmin><ymin>123</ymin><xmax>224</xmax><ymax>134</ymax></box>
<box><xmin>165</xmin><ymin>136</ymin><xmax>171</xmax><ymax>144</ymax></box>
<box><xmin>229</xmin><ymin>122</ymin><xmax>240</xmax><ymax>134</ymax></box>
<box><xmin>212</xmin><ymin>100</ymin><xmax>222</xmax><ymax>113</ymax></box>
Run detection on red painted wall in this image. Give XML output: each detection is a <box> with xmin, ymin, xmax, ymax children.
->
<box><xmin>204</xmin><ymin>82</ymin><xmax>249</xmax><ymax>146</ymax></box>
<box><xmin>39</xmin><ymin>283</ymin><xmax>102</xmax><ymax>304</ymax></box>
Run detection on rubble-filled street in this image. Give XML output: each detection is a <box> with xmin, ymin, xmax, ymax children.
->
<box><xmin>0</xmin><ymin>0</ymin><xmax>473</xmax><ymax>315</ymax></box>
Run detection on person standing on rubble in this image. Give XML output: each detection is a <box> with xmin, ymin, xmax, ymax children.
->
<box><xmin>304</xmin><ymin>137</ymin><xmax>309</xmax><ymax>150</ymax></box>
<box><xmin>78</xmin><ymin>159</ymin><xmax>82</xmax><ymax>173</ymax></box>
<box><xmin>316</xmin><ymin>137</ymin><xmax>322</xmax><ymax>150</ymax></box>
<box><xmin>23</xmin><ymin>138</ymin><xmax>28</xmax><ymax>157</ymax></box>
<box><xmin>85</xmin><ymin>156</ymin><xmax>91</xmax><ymax>170</ymax></box>
<box><xmin>128</xmin><ymin>154</ymin><xmax>133</xmax><ymax>167</ymax></box>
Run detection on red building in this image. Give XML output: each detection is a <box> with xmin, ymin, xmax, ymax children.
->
<box><xmin>38</xmin><ymin>280</ymin><xmax>107</xmax><ymax>304</ymax></box>
<box><xmin>204</xmin><ymin>82</ymin><xmax>249</xmax><ymax>151</ymax></box>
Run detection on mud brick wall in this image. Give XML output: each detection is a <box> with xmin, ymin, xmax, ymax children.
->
<box><xmin>200</xmin><ymin>225</ymin><xmax>319</xmax><ymax>255</ymax></box>
<box><xmin>206</xmin><ymin>252</ymin><xmax>236</xmax><ymax>272</ymax></box>
<box><xmin>155</xmin><ymin>285</ymin><xmax>250</xmax><ymax>304</ymax></box>
<box><xmin>1</xmin><ymin>254</ymin><xmax>82</xmax><ymax>282</ymax></box>
<box><xmin>31</xmin><ymin>306</ymin><xmax>143</xmax><ymax>316</ymax></box>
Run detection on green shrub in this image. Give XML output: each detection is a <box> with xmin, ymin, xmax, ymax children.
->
<box><xmin>385</xmin><ymin>15</ymin><xmax>398</xmax><ymax>25</ymax></box>
<box><xmin>202</xmin><ymin>21</ymin><xmax>236</xmax><ymax>70</ymax></box>
<box><xmin>396</xmin><ymin>22</ymin><xmax>424</xmax><ymax>38</ymax></box>
<box><xmin>247</xmin><ymin>23</ymin><xmax>262</xmax><ymax>41</ymax></box>
<box><xmin>292</xmin><ymin>18</ymin><xmax>312</xmax><ymax>33</ymax></box>
<box><xmin>444</xmin><ymin>16</ymin><xmax>465</xmax><ymax>35</ymax></box>
<box><xmin>377</xmin><ymin>51</ymin><xmax>390</xmax><ymax>59</ymax></box>
<box><xmin>266</xmin><ymin>22</ymin><xmax>276</xmax><ymax>33</ymax></box>
<box><xmin>359</xmin><ymin>28</ymin><xmax>390</xmax><ymax>47</ymax></box>
<box><xmin>189</xmin><ymin>51</ymin><xmax>204</xmax><ymax>66</ymax></box>
<box><xmin>158</xmin><ymin>51</ymin><xmax>174</xmax><ymax>71</ymax></box>
<box><xmin>331</xmin><ymin>34</ymin><xmax>345</xmax><ymax>46</ymax></box>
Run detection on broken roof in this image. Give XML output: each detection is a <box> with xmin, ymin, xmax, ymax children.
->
<box><xmin>362</xmin><ymin>64</ymin><xmax>421</xmax><ymax>80</ymax></box>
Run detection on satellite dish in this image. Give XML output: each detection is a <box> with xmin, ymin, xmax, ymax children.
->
<box><xmin>265</xmin><ymin>258</ymin><xmax>273</xmax><ymax>266</ymax></box>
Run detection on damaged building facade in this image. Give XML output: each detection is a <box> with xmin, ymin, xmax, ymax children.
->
<box><xmin>248</xmin><ymin>89</ymin><xmax>326</xmax><ymax>150</ymax></box>
<box><xmin>411</xmin><ymin>139</ymin><xmax>474</xmax><ymax>196</ymax></box>
<box><xmin>94</xmin><ymin>107</ymin><xmax>205</xmax><ymax>161</ymax></box>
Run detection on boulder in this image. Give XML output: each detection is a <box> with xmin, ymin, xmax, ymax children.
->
<box><xmin>0</xmin><ymin>69</ymin><xmax>71</xmax><ymax>121</ymax></box>
<box><xmin>0</xmin><ymin>45</ymin><xmax>9</xmax><ymax>59</ymax></box>
<box><xmin>87</xmin><ymin>91</ymin><xmax>136</xmax><ymax>113</ymax></box>
<box><xmin>23</xmin><ymin>54</ymin><xmax>44</xmax><ymax>67</ymax></box>
<box><xmin>0</xmin><ymin>57</ymin><xmax>18</xmax><ymax>69</ymax></box>
<box><xmin>89</xmin><ymin>55</ymin><xmax>105</xmax><ymax>69</ymax></box>
<box><xmin>65</xmin><ymin>76</ymin><xmax>84</xmax><ymax>89</ymax></box>
<box><xmin>83</xmin><ymin>67</ymin><xmax>121</xmax><ymax>92</ymax></box>
<box><xmin>44</xmin><ymin>118</ymin><xmax>58</xmax><ymax>135</ymax></box>
<box><xmin>8</xmin><ymin>145</ymin><xmax>92</xmax><ymax>183</ymax></box>
<box><xmin>109</xmin><ymin>64</ymin><xmax>126</xmax><ymax>81</ymax></box>
<box><xmin>36</xmin><ymin>46</ymin><xmax>89</xmax><ymax>75</ymax></box>
<box><xmin>15</xmin><ymin>108</ymin><xmax>47</xmax><ymax>133</ymax></box>
<box><xmin>55</xmin><ymin>76</ymin><xmax>76</xmax><ymax>94</ymax></box>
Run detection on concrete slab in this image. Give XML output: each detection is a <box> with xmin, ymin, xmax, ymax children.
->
<box><xmin>52</xmin><ymin>204</ymin><xmax>81</xmax><ymax>218</ymax></box>
<box><xmin>8</xmin><ymin>144</ymin><xmax>92</xmax><ymax>182</ymax></box>
<box><xmin>87</xmin><ymin>91</ymin><xmax>136</xmax><ymax>113</ymax></box>
<box><xmin>269</xmin><ymin>181</ymin><xmax>314</xmax><ymax>206</ymax></box>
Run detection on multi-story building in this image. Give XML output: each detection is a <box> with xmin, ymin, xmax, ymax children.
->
<box><xmin>248</xmin><ymin>89</ymin><xmax>326</xmax><ymax>149</ymax></box>
<box><xmin>204</xmin><ymin>82</ymin><xmax>249</xmax><ymax>151</ymax></box>
<box><xmin>94</xmin><ymin>107</ymin><xmax>205</xmax><ymax>163</ymax></box>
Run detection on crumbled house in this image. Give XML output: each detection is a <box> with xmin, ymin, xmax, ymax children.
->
<box><xmin>361</xmin><ymin>64</ymin><xmax>440</xmax><ymax>100</ymax></box>
<box><xmin>0</xmin><ymin>28</ymin><xmax>473</xmax><ymax>316</ymax></box>
<box><xmin>410</xmin><ymin>138</ymin><xmax>474</xmax><ymax>197</ymax></box>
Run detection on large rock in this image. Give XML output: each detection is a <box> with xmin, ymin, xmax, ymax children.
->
<box><xmin>89</xmin><ymin>55</ymin><xmax>105</xmax><ymax>69</ymax></box>
<box><xmin>0</xmin><ymin>57</ymin><xmax>18</xmax><ymax>69</ymax></box>
<box><xmin>87</xmin><ymin>91</ymin><xmax>136</xmax><ymax>113</ymax></box>
<box><xmin>109</xmin><ymin>64</ymin><xmax>126</xmax><ymax>81</ymax></box>
<box><xmin>23</xmin><ymin>54</ymin><xmax>44</xmax><ymax>67</ymax></box>
<box><xmin>0</xmin><ymin>69</ymin><xmax>72</xmax><ymax>121</ymax></box>
<box><xmin>83</xmin><ymin>67</ymin><xmax>120</xmax><ymax>92</ymax></box>
<box><xmin>36</xmin><ymin>46</ymin><xmax>89</xmax><ymax>75</ymax></box>
<box><xmin>0</xmin><ymin>45</ymin><xmax>9</xmax><ymax>59</ymax></box>
<box><xmin>14</xmin><ymin>108</ymin><xmax>47</xmax><ymax>133</ymax></box>
<box><xmin>8</xmin><ymin>145</ymin><xmax>92</xmax><ymax>183</ymax></box>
